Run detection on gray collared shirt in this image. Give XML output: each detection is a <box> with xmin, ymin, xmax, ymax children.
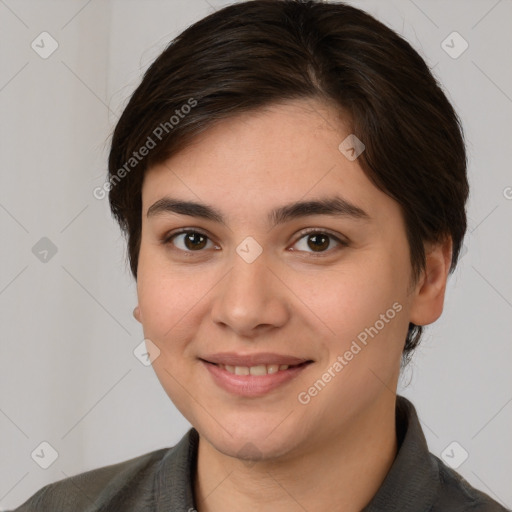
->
<box><xmin>12</xmin><ymin>396</ymin><xmax>509</xmax><ymax>511</ymax></box>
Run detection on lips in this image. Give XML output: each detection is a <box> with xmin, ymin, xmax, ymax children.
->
<box><xmin>203</xmin><ymin>359</ymin><xmax>312</xmax><ymax>397</ymax></box>
<box><xmin>200</xmin><ymin>352</ymin><xmax>313</xmax><ymax>396</ymax></box>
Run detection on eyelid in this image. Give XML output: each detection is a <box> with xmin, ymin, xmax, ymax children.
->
<box><xmin>162</xmin><ymin>227</ymin><xmax>211</xmax><ymax>243</ymax></box>
<box><xmin>289</xmin><ymin>227</ymin><xmax>348</xmax><ymax>255</ymax></box>
<box><xmin>162</xmin><ymin>226</ymin><xmax>348</xmax><ymax>255</ymax></box>
<box><xmin>293</xmin><ymin>227</ymin><xmax>348</xmax><ymax>242</ymax></box>
<box><xmin>162</xmin><ymin>227</ymin><xmax>220</xmax><ymax>252</ymax></box>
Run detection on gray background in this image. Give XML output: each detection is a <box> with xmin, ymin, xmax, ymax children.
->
<box><xmin>1</xmin><ymin>0</ymin><xmax>511</xmax><ymax>509</ymax></box>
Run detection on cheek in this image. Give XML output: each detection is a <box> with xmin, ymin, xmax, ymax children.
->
<box><xmin>314</xmin><ymin>260</ymin><xmax>407</xmax><ymax>327</ymax></box>
<box><xmin>137</xmin><ymin>242</ymin><xmax>206</xmax><ymax>326</ymax></box>
<box><xmin>136</xmin><ymin>245</ymin><xmax>197</xmax><ymax>352</ymax></box>
<box><xmin>136</xmin><ymin>247</ymin><xmax>207</xmax><ymax>412</ymax></box>
<box><xmin>303</xmin><ymin>250</ymin><xmax>410</xmax><ymax>366</ymax></box>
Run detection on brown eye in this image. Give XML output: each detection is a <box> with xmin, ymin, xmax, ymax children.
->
<box><xmin>291</xmin><ymin>230</ymin><xmax>346</xmax><ymax>255</ymax></box>
<box><xmin>307</xmin><ymin>233</ymin><xmax>330</xmax><ymax>252</ymax></box>
<box><xmin>183</xmin><ymin>232</ymin><xmax>207</xmax><ymax>250</ymax></box>
<box><xmin>166</xmin><ymin>230</ymin><xmax>215</xmax><ymax>252</ymax></box>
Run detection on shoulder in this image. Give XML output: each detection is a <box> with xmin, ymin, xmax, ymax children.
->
<box><xmin>383</xmin><ymin>397</ymin><xmax>509</xmax><ymax>512</ymax></box>
<box><xmin>11</xmin><ymin>447</ymin><xmax>171</xmax><ymax>512</ymax></box>
<box><xmin>430</xmin><ymin>454</ymin><xmax>510</xmax><ymax>512</ymax></box>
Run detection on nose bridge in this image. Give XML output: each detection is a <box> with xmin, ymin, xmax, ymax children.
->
<box><xmin>226</xmin><ymin>234</ymin><xmax>269</xmax><ymax>292</ymax></box>
<box><xmin>210</xmin><ymin>242</ymin><xmax>288</xmax><ymax>333</ymax></box>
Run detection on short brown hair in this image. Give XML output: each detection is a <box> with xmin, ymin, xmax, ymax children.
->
<box><xmin>108</xmin><ymin>0</ymin><xmax>468</xmax><ymax>360</ymax></box>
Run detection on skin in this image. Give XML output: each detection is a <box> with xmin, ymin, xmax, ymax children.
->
<box><xmin>134</xmin><ymin>98</ymin><xmax>452</xmax><ymax>512</ymax></box>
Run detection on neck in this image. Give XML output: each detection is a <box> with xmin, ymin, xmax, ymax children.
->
<box><xmin>194</xmin><ymin>394</ymin><xmax>398</xmax><ymax>512</ymax></box>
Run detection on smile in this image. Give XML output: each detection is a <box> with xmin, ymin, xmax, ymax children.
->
<box><xmin>216</xmin><ymin>363</ymin><xmax>298</xmax><ymax>375</ymax></box>
<box><xmin>201</xmin><ymin>359</ymin><xmax>313</xmax><ymax>397</ymax></box>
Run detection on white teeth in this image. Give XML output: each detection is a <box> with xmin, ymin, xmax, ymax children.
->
<box><xmin>249</xmin><ymin>365</ymin><xmax>267</xmax><ymax>376</ymax></box>
<box><xmin>219</xmin><ymin>363</ymin><xmax>294</xmax><ymax>375</ymax></box>
<box><xmin>267</xmin><ymin>364</ymin><xmax>279</xmax><ymax>374</ymax></box>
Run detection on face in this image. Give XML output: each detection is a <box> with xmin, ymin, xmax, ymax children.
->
<box><xmin>136</xmin><ymin>98</ymin><xmax>423</xmax><ymax>461</ymax></box>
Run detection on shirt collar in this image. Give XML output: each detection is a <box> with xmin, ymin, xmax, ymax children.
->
<box><xmin>362</xmin><ymin>395</ymin><xmax>439</xmax><ymax>511</ymax></box>
<box><xmin>155</xmin><ymin>395</ymin><xmax>439</xmax><ymax>511</ymax></box>
<box><xmin>155</xmin><ymin>425</ymin><xmax>198</xmax><ymax>511</ymax></box>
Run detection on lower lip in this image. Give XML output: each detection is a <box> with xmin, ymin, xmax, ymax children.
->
<box><xmin>202</xmin><ymin>361</ymin><xmax>311</xmax><ymax>397</ymax></box>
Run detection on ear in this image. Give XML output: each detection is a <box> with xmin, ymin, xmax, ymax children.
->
<box><xmin>133</xmin><ymin>305</ymin><xmax>142</xmax><ymax>323</ymax></box>
<box><xmin>409</xmin><ymin>236</ymin><xmax>453</xmax><ymax>326</ymax></box>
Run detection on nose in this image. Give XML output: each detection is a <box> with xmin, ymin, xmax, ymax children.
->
<box><xmin>210</xmin><ymin>249</ymin><xmax>290</xmax><ymax>338</ymax></box>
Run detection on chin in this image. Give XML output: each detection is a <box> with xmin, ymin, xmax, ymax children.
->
<box><xmin>195</xmin><ymin>412</ymin><xmax>304</xmax><ymax>462</ymax></box>
<box><xmin>211</xmin><ymin>430</ymin><xmax>300</xmax><ymax>464</ymax></box>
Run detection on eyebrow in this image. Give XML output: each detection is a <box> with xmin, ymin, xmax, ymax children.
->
<box><xmin>146</xmin><ymin>195</ymin><xmax>370</xmax><ymax>227</ymax></box>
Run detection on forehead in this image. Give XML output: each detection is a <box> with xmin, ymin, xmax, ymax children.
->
<box><xmin>141</xmin><ymin>99</ymin><xmax>396</xmax><ymax>223</ymax></box>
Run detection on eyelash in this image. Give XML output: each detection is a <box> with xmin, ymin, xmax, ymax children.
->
<box><xmin>162</xmin><ymin>227</ymin><xmax>348</xmax><ymax>257</ymax></box>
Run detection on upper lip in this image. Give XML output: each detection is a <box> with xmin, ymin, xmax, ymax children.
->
<box><xmin>201</xmin><ymin>352</ymin><xmax>312</xmax><ymax>367</ymax></box>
